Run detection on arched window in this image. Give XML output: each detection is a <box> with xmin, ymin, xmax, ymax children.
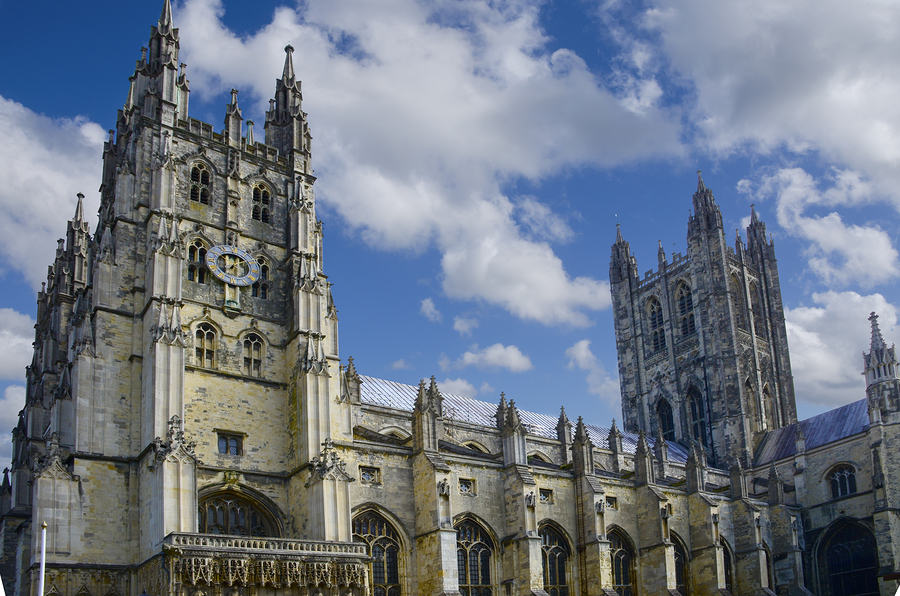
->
<box><xmin>198</xmin><ymin>493</ymin><xmax>278</xmax><ymax>537</ymax></box>
<box><xmin>456</xmin><ymin>519</ymin><xmax>494</xmax><ymax>596</ymax></box>
<box><xmin>187</xmin><ymin>240</ymin><xmax>207</xmax><ymax>284</ymax></box>
<box><xmin>731</xmin><ymin>275</ymin><xmax>747</xmax><ymax>330</ymax></box>
<box><xmin>750</xmin><ymin>283</ymin><xmax>766</xmax><ymax>337</ymax></box>
<box><xmin>609</xmin><ymin>529</ymin><xmax>635</xmax><ymax>596</ymax></box>
<box><xmin>252</xmin><ymin>184</ymin><xmax>271</xmax><ymax>223</ymax></box>
<box><xmin>353</xmin><ymin>510</ymin><xmax>402</xmax><ymax>596</ymax></box>
<box><xmin>243</xmin><ymin>333</ymin><xmax>263</xmax><ymax>377</ymax></box>
<box><xmin>656</xmin><ymin>399</ymin><xmax>675</xmax><ymax>442</ymax></box>
<box><xmin>687</xmin><ymin>387</ymin><xmax>708</xmax><ymax>449</ymax></box>
<box><xmin>252</xmin><ymin>259</ymin><xmax>269</xmax><ymax>299</ymax></box>
<box><xmin>762</xmin><ymin>386</ymin><xmax>775</xmax><ymax>430</ymax></box>
<box><xmin>195</xmin><ymin>323</ymin><xmax>216</xmax><ymax>368</ymax></box>
<box><xmin>722</xmin><ymin>541</ymin><xmax>734</xmax><ymax>594</ymax></box>
<box><xmin>672</xmin><ymin>534</ymin><xmax>689</xmax><ymax>595</ymax></box>
<box><xmin>647</xmin><ymin>298</ymin><xmax>666</xmax><ymax>353</ymax></box>
<box><xmin>540</xmin><ymin>525</ymin><xmax>569</xmax><ymax>596</ymax></box>
<box><xmin>822</xmin><ymin>523</ymin><xmax>879</xmax><ymax>596</ymax></box>
<box><xmin>676</xmin><ymin>284</ymin><xmax>696</xmax><ymax>337</ymax></box>
<box><xmin>190</xmin><ymin>163</ymin><xmax>211</xmax><ymax>205</ymax></box>
<box><xmin>829</xmin><ymin>465</ymin><xmax>857</xmax><ymax>499</ymax></box>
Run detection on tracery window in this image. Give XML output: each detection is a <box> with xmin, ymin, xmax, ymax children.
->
<box><xmin>731</xmin><ymin>275</ymin><xmax>747</xmax><ymax>330</ymax></box>
<box><xmin>540</xmin><ymin>525</ymin><xmax>569</xmax><ymax>596</ymax></box>
<box><xmin>750</xmin><ymin>283</ymin><xmax>766</xmax><ymax>337</ymax></box>
<box><xmin>353</xmin><ymin>511</ymin><xmax>402</xmax><ymax>596</ymax></box>
<box><xmin>687</xmin><ymin>387</ymin><xmax>708</xmax><ymax>449</ymax></box>
<box><xmin>647</xmin><ymin>297</ymin><xmax>666</xmax><ymax>353</ymax></box>
<box><xmin>243</xmin><ymin>333</ymin><xmax>263</xmax><ymax>377</ymax></box>
<box><xmin>252</xmin><ymin>184</ymin><xmax>271</xmax><ymax>223</ymax></box>
<box><xmin>188</xmin><ymin>239</ymin><xmax>207</xmax><ymax>283</ymax></box>
<box><xmin>252</xmin><ymin>259</ymin><xmax>269</xmax><ymax>299</ymax></box>
<box><xmin>823</xmin><ymin>523</ymin><xmax>879</xmax><ymax>596</ymax></box>
<box><xmin>456</xmin><ymin>519</ymin><xmax>494</xmax><ymax>596</ymax></box>
<box><xmin>190</xmin><ymin>163</ymin><xmax>211</xmax><ymax>205</ymax></box>
<box><xmin>829</xmin><ymin>465</ymin><xmax>858</xmax><ymax>499</ymax></box>
<box><xmin>656</xmin><ymin>399</ymin><xmax>676</xmax><ymax>442</ymax></box>
<box><xmin>198</xmin><ymin>494</ymin><xmax>277</xmax><ymax>537</ymax></box>
<box><xmin>676</xmin><ymin>283</ymin><xmax>696</xmax><ymax>337</ymax></box>
<box><xmin>195</xmin><ymin>323</ymin><xmax>216</xmax><ymax>368</ymax></box>
<box><xmin>722</xmin><ymin>541</ymin><xmax>734</xmax><ymax>594</ymax></box>
<box><xmin>609</xmin><ymin>529</ymin><xmax>635</xmax><ymax>596</ymax></box>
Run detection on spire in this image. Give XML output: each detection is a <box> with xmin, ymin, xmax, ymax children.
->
<box><xmin>696</xmin><ymin>169</ymin><xmax>705</xmax><ymax>192</ymax></box>
<box><xmin>159</xmin><ymin>0</ymin><xmax>174</xmax><ymax>31</ymax></box>
<box><xmin>616</xmin><ymin>222</ymin><xmax>624</xmax><ymax>243</ymax></box>
<box><xmin>751</xmin><ymin>203</ymin><xmax>759</xmax><ymax>224</ymax></box>
<box><xmin>283</xmin><ymin>44</ymin><xmax>296</xmax><ymax>81</ymax></box>
<box><xmin>690</xmin><ymin>169</ymin><xmax>722</xmax><ymax>232</ymax></box>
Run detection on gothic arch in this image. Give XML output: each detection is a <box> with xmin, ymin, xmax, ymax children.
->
<box><xmin>814</xmin><ymin>519</ymin><xmax>879</xmax><ymax>596</ymax></box>
<box><xmin>352</xmin><ymin>504</ymin><xmax>411</xmax><ymax>596</ymax></box>
<box><xmin>463</xmin><ymin>440</ymin><xmax>489</xmax><ymax>453</ymax></box>
<box><xmin>655</xmin><ymin>398</ymin><xmax>676</xmax><ymax>442</ymax></box>
<box><xmin>197</xmin><ymin>482</ymin><xmax>285</xmax><ymax>537</ymax></box>
<box><xmin>538</xmin><ymin>520</ymin><xmax>573</xmax><ymax>596</ymax></box>
<box><xmin>378</xmin><ymin>426</ymin><xmax>411</xmax><ymax>440</ymax></box>
<box><xmin>685</xmin><ymin>386</ymin><xmax>709</xmax><ymax>449</ymax></box>
<box><xmin>731</xmin><ymin>273</ymin><xmax>748</xmax><ymax>330</ymax></box>
<box><xmin>823</xmin><ymin>463</ymin><xmax>860</xmax><ymax>499</ymax></box>
<box><xmin>245</xmin><ymin>174</ymin><xmax>280</xmax><ymax>195</ymax></box>
<box><xmin>528</xmin><ymin>450</ymin><xmax>553</xmax><ymax>464</ymax></box>
<box><xmin>606</xmin><ymin>525</ymin><xmax>637</xmax><ymax>596</ymax></box>
<box><xmin>454</xmin><ymin>514</ymin><xmax>498</xmax><ymax>596</ymax></box>
<box><xmin>720</xmin><ymin>538</ymin><xmax>735</xmax><ymax>594</ymax></box>
<box><xmin>644</xmin><ymin>295</ymin><xmax>667</xmax><ymax>353</ymax></box>
<box><xmin>452</xmin><ymin>512</ymin><xmax>500</xmax><ymax>548</ymax></box>
<box><xmin>674</xmin><ymin>281</ymin><xmax>696</xmax><ymax>337</ymax></box>
<box><xmin>671</xmin><ymin>531</ymin><xmax>690</xmax><ymax>595</ymax></box>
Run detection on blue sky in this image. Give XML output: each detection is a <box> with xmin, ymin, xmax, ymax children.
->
<box><xmin>1</xmin><ymin>0</ymin><xmax>899</xmax><ymax>465</ymax></box>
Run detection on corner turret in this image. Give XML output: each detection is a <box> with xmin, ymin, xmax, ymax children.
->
<box><xmin>265</xmin><ymin>45</ymin><xmax>312</xmax><ymax>173</ymax></box>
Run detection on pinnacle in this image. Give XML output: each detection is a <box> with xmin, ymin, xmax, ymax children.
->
<box><xmin>615</xmin><ymin>222</ymin><xmax>624</xmax><ymax>244</ymax></box>
<box><xmin>74</xmin><ymin>193</ymin><xmax>84</xmax><ymax>223</ymax></box>
<box><xmin>159</xmin><ymin>0</ymin><xmax>175</xmax><ymax>33</ymax></box>
<box><xmin>869</xmin><ymin>311</ymin><xmax>887</xmax><ymax>352</ymax></box>
<box><xmin>283</xmin><ymin>44</ymin><xmax>296</xmax><ymax>80</ymax></box>
<box><xmin>697</xmin><ymin>168</ymin><xmax>705</xmax><ymax>192</ymax></box>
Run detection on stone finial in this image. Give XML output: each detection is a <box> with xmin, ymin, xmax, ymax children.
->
<box><xmin>283</xmin><ymin>44</ymin><xmax>296</xmax><ymax>80</ymax></box>
<box><xmin>634</xmin><ymin>431</ymin><xmax>655</xmax><ymax>486</ymax></box>
<box><xmin>768</xmin><ymin>464</ymin><xmax>784</xmax><ymax>505</ymax></box>
<box><xmin>495</xmin><ymin>392</ymin><xmax>508</xmax><ymax>429</ymax></box>
<box><xmin>608</xmin><ymin>419</ymin><xmax>623</xmax><ymax>454</ymax></box>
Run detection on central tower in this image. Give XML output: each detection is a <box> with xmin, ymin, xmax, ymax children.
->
<box><xmin>609</xmin><ymin>173</ymin><xmax>797</xmax><ymax>465</ymax></box>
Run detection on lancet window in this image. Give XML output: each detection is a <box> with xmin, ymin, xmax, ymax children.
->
<box><xmin>676</xmin><ymin>283</ymin><xmax>696</xmax><ymax>337</ymax></box>
<box><xmin>731</xmin><ymin>275</ymin><xmax>748</xmax><ymax>330</ymax></box>
<box><xmin>252</xmin><ymin>259</ymin><xmax>269</xmax><ymax>299</ymax></box>
<box><xmin>243</xmin><ymin>333</ymin><xmax>263</xmax><ymax>377</ymax></box>
<box><xmin>188</xmin><ymin>239</ymin><xmax>207</xmax><ymax>283</ymax></box>
<box><xmin>195</xmin><ymin>323</ymin><xmax>216</xmax><ymax>368</ymax></box>
<box><xmin>657</xmin><ymin>399</ymin><xmax>676</xmax><ymax>442</ymax></box>
<box><xmin>252</xmin><ymin>184</ymin><xmax>271</xmax><ymax>223</ymax></box>
<box><xmin>750</xmin><ymin>282</ymin><xmax>766</xmax><ymax>337</ymax></box>
<box><xmin>456</xmin><ymin>519</ymin><xmax>494</xmax><ymax>596</ymax></box>
<box><xmin>190</xmin><ymin>163</ymin><xmax>211</xmax><ymax>205</ymax></box>
<box><xmin>353</xmin><ymin>511</ymin><xmax>402</xmax><ymax>596</ymax></box>
<box><xmin>609</xmin><ymin>529</ymin><xmax>635</xmax><ymax>596</ymax></box>
<box><xmin>647</xmin><ymin>297</ymin><xmax>666</xmax><ymax>353</ymax></box>
<box><xmin>672</xmin><ymin>534</ymin><xmax>689</xmax><ymax>595</ymax></box>
<box><xmin>687</xmin><ymin>387</ymin><xmax>708</xmax><ymax>449</ymax></box>
<box><xmin>540</xmin><ymin>525</ymin><xmax>569</xmax><ymax>596</ymax></box>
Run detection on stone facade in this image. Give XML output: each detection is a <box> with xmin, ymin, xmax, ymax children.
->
<box><xmin>1</xmin><ymin>3</ymin><xmax>899</xmax><ymax>596</ymax></box>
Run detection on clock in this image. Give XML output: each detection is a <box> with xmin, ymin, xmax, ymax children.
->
<box><xmin>205</xmin><ymin>245</ymin><xmax>261</xmax><ymax>286</ymax></box>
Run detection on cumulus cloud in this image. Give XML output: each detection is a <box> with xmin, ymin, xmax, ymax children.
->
<box><xmin>392</xmin><ymin>359</ymin><xmax>413</xmax><ymax>370</ymax></box>
<box><xmin>440</xmin><ymin>343</ymin><xmax>533</xmax><ymax>372</ymax></box>
<box><xmin>0</xmin><ymin>385</ymin><xmax>25</xmax><ymax>468</ymax></box>
<box><xmin>785</xmin><ymin>291</ymin><xmax>899</xmax><ymax>408</ymax></box>
<box><xmin>440</xmin><ymin>378</ymin><xmax>478</xmax><ymax>399</ymax></box>
<box><xmin>640</xmin><ymin>0</ymin><xmax>900</xmax><ymax>202</ymax></box>
<box><xmin>0</xmin><ymin>309</ymin><xmax>35</xmax><ymax>382</ymax></box>
<box><xmin>420</xmin><ymin>298</ymin><xmax>442</xmax><ymax>323</ymax></box>
<box><xmin>173</xmin><ymin>0</ymin><xmax>680</xmax><ymax>326</ymax></box>
<box><xmin>565</xmin><ymin>339</ymin><xmax>620</xmax><ymax>406</ymax></box>
<box><xmin>453</xmin><ymin>316</ymin><xmax>479</xmax><ymax>337</ymax></box>
<box><xmin>0</xmin><ymin>96</ymin><xmax>104</xmax><ymax>287</ymax></box>
<box><xmin>754</xmin><ymin>168</ymin><xmax>899</xmax><ymax>287</ymax></box>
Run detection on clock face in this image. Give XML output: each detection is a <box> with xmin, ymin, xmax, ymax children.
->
<box><xmin>205</xmin><ymin>245</ymin><xmax>261</xmax><ymax>286</ymax></box>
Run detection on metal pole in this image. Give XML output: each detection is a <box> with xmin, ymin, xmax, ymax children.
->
<box><xmin>37</xmin><ymin>522</ymin><xmax>47</xmax><ymax>596</ymax></box>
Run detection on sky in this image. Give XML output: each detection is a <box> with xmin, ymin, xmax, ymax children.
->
<box><xmin>1</xmin><ymin>0</ymin><xmax>899</xmax><ymax>467</ymax></box>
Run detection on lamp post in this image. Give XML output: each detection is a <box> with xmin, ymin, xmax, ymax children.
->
<box><xmin>37</xmin><ymin>522</ymin><xmax>47</xmax><ymax>596</ymax></box>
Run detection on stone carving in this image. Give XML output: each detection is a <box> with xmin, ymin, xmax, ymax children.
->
<box><xmin>182</xmin><ymin>557</ymin><xmax>216</xmax><ymax>585</ymax></box>
<box><xmin>525</xmin><ymin>492</ymin><xmax>536</xmax><ymax>507</ymax></box>
<box><xmin>437</xmin><ymin>478</ymin><xmax>450</xmax><ymax>496</ymax></box>
<box><xmin>305</xmin><ymin>438</ymin><xmax>354</xmax><ymax>487</ymax></box>
<box><xmin>150</xmin><ymin>415</ymin><xmax>197</xmax><ymax>469</ymax></box>
<box><xmin>221</xmin><ymin>558</ymin><xmax>249</xmax><ymax>586</ymax></box>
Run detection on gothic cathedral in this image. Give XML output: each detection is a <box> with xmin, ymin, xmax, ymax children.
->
<box><xmin>3</xmin><ymin>3</ymin><xmax>900</xmax><ymax>596</ymax></box>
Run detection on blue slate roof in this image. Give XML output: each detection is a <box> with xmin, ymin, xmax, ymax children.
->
<box><xmin>754</xmin><ymin>398</ymin><xmax>870</xmax><ymax>467</ymax></box>
<box><xmin>358</xmin><ymin>375</ymin><xmax>689</xmax><ymax>463</ymax></box>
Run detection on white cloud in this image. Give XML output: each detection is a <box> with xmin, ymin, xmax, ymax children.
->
<box><xmin>0</xmin><ymin>385</ymin><xmax>25</xmax><ymax>468</ymax></box>
<box><xmin>440</xmin><ymin>378</ymin><xmax>478</xmax><ymax>399</ymax></box>
<box><xmin>785</xmin><ymin>291</ymin><xmax>899</xmax><ymax>408</ymax></box>
<box><xmin>440</xmin><ymin>343</ymin><xmax>533</xmax><ymax>373</ymax></box>
<box><xmin>516</xmin><ymin>196</ymin><xmax>573</xmax><ymax>243</ymax></box>
<box><xmin>0</xmin><ymin>309</ymin><xmax>35</xmax><ymax>382</ymax></box>
<box><xmin>756</xmin><ymin>168</ymin><xmax>899</xmax><ymax>287</ymax></box>
<box><xmin>453</xmin><ymin>316</ymin><xmax>479</xmax><ymax>337</ymax></box>
<box><xmin>479</xmin><ymin>381</ymin><xmax>496</xmax><ymax>396</ymax></box>
<box><xmin>565</xmin><ymin>339</ymin><xmax>620</xmax><ymax>406</ymax></box>
<box><xmin>641</xmin><ymin>0</ymin><xmax>900</xmax><ymax>202</ymax></box>
<box><xmin>420</xmin><ymin>298</ymin><xmax>442</xmax><ymax>323</ymax></box>
<box><xmin>0</xmin><ymin>96</ymin><xmax>104</xmax><ymax>288</ymax></box>
<box><xmin>392</xmin><ymin>359</ymin><xmax>413</xmax><ymax>370</ymax></box>
<box><xmin>174</xmin><ymin>0</ymin><xmax>680</xmax><ymax>326</ymax></box>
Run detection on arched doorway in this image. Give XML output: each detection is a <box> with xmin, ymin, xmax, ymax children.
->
<box><xmin>819</xmin><ymin>522</ymin><xmax>879</xmax><ymax>596</ymax></box>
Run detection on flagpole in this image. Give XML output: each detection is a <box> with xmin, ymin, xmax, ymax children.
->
<box><xmin>37</xmin><ymin>522</ymin><xmax>47</xmax><ymax>596</ymax></box>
